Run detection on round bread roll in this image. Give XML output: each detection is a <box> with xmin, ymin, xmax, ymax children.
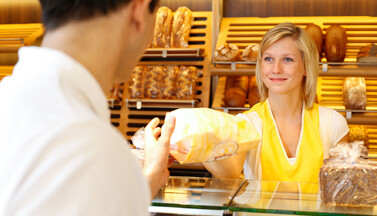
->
<box><xmin>305</xmin><ymin>24</ymin><xmax>323</xmax><ymax>58</ymax></box>
<box><xmin>241</xmin><ymin>44</ymin><xmax>259</xmax><ymax>62</ymax></box>
<box><xmin>214</xmin><ymin>44</ymin><xmax>240</xmax><ymax>61</ymax></box>
<box><xmin>324</xmin><ymin>25</ymin><xmax>347</xmax><ymax>62</ymax></box>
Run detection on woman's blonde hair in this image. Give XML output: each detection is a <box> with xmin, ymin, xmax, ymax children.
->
<box><xmin>255</xmin><ymin>22</ymin><xmax>319</xmax><ymax>109</ymax></box>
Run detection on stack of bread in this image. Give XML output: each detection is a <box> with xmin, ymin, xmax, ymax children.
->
<box><xmin>357</xmin><ymin>43</ymin><xmax>377</xmax><ymax>63</ymax></box>
<box><xmin>107</xmin><ymin>83</ymin><xmax>125</xmax><ymax>106</ymax></box>
<box><xmin>128</xmin><ymin>65</ymin><xmax>198</xmax><ymax>100</ymax></box>
<box><xmin>152</xmin><ymin>6</ymin><xmax>193</xmax><ymax>48</ymax></box>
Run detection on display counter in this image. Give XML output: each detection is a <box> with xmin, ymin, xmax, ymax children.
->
<box><xmin>150</xmin><ymin>176</ymin><xmax>377</xmax><ymax>215</ymax></box>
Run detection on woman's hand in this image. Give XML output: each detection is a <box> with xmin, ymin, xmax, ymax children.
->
<box><xmin>143</xmin><ymin>114</ymin><xmax>176</xmax><ymax>199</ymax></box>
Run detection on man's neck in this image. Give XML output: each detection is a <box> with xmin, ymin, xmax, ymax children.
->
<box><xmin>41</xmin><ymin>14</ymin><xmax>127</xmax><ymax>94</ymax></box>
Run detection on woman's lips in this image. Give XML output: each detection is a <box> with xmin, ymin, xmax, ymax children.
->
<box><xmin>269</xmin><ymin>78</ymin><xmax>287</xmax><ymax>82</ymax></box>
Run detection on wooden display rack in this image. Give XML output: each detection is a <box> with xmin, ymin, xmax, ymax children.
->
<box><xmin>110</xmin><ymin>11</ymin><xmax>213</xmax><ymax>142</ymax></box>
<box><xmin>211</xmin><ymin>16</ymin><xmax>377</xmax><ymax>76</ymax></box>
<box><xmin>0</xmin><ymin>66</ymin><xmax>13</xmax><ymax>81</ymax></box>
<box><xmin>0</xmin><ymin>23</ymin><xmax>44</xmax><ymax>53</ymax></box>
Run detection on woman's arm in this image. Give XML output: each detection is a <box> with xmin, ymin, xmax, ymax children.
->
<box><xmin>203</xmin><ymin>152</ymin><xmax>246</xmax><ymax>179</ymax></box>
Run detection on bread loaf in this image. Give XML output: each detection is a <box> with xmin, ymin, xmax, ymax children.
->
<box><xmin>349</xmin><ymin>125</ymin><xmax>369</xmax><ymax>149</ymax></box>
<box><xmin>241</xmin><ymin>44</ymin><xmax>259</xmax><ymax>62</ymax></box>
<box><xmin>304</xmin><ymin>24</ymin><xmax>323</xmax><ymax>57</ymax></box>
<box><xmin>171</xmin><ymin>7</ymin><xmax>193</xmax><ymax>48</ymax></box>
<box><xmin>176</xmin><ymin>66</ymin><xmax>197</xmax><ymax>99</ymax></box>
<box><xmin>248</xmin><ymin>76</ymin><xmax>260</xmax><ymax>107</ymax></box>
<box><xmin>357</xmin><ymin>43</ymin><xmax>377</xmax><ymax>63</ymax></box>
<box><xmin>107</xmin><ymin>83</ymin><xmax>124</xmax><ymax>106</ymax></box>
<box><xmin>129</xmin><ymin>66</ymin><xmax>146</xmax><ymax>99</ymax></box>
<box><xmin>343</xmin><ymin>77</ymin><xmax>367</xmax><ymax>110</ymax></box>
<box><xmin>161</xmin><ymin>65</ymin><xmax>179</xmax><ymax>99</ymax></box>
<box><xmin>214</xmin><ymin>44</ymin><xmax>240</xmax><ymax>61</ymax></box>
<box><xmin>224</xmin><ymin>76</ymin><xmax>249</xmax><ymax>107</ymax></box>
<box><xmin>152</xmin><ymin>6</ymin><xmax>173</xmax><ymax>48</ymax></box>
<box><xmin>144</xmin><ymin>66</ymin><xmax>165</xmax><ymax>99</ymax></box>
<box><xmin>324</xmin><ymin>25</ymin><xmax>347</xmax><ymax>62</ymax></box>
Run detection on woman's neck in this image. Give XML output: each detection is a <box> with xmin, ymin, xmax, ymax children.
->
<box><xmin>268</xmin><ymin>93</ymin><xmax>303</xmax><ymax>120</ymax></box>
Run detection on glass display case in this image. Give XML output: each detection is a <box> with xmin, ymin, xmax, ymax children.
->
<box><xmin>151</xmin><ymin>176</ymin><xmax>377</xmax><ymax>215</ymax></box>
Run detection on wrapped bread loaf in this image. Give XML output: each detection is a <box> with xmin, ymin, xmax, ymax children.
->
<box><xmin>357</xmin><ymin>43</ymin><xmax>377</xmax><ymax>63</ymax></box>
<box><xmin>169</xmin><ymin>108</ymin><xmax>261</xmax><ymax>164</ymax></box>
<box><xmin>248</xmin><ymin>76</ymin><xmax>260</xmax><ymax>107</ymax></box>
<box><xmin>320</xmin><ymin>143</ymin><xmax>377</xmax><ymax>207</ymax></box>
<box><xmin>107</xmin><ymin>83</ymin><xmax>124</xmax><ymax>106</ymax></box>
<box><xmin>349</xmin><ymin>125</ymin><xmax>369</xmax><ymax>149</ymax></box>
<box><xmin>171</xmin><ymin>7</ymin><xmax>193</xmax><ymax>48</ymax></box>
<box><xmin>324</xmin><ymin>25</ymin><xmax>347</xmax><ymax>62</ymax></box>
<box><xmin>224</xmin><ymin>76</ymin><xmax>249</xmax><ymax>107</ymax></box>
<box><xmin>343</xmin><ymin>77</ymin><xmax>367</xmax><ymax>110</ymax></box>
<box><xmin>304</xmin><ymin>23</ymin><xmax>323</xmax><ymax>57</ymax></box>
<box><xmin>214</xmin><ymin>44</ymin><xmax>240</xmax><ymax>61</ymax></box>
<box><xmin>161</xmin><ymin>65</ymin><xmax>179</xmax><ymax>99</ymax></box>
<box><xmin>144</xmin><ymin>66</ymin><xmax>165</xmax><ymax>99</ymax></box>
<box><xmin>152</xmin><ymin>6</ymin><xmax>173</xmax><ymax>48</ymax></box>
<box><xmin>129</xmin><ymin>66</ymin><xmax>146</xmax><ymax>99</ymax></box>
<box><xmin>176</xmin><ymin>66</ymin><xmax>197</xmax><ymax>99</ymax></box>
<box><xmin>241</xmin><ymin>44</ymin><xmax>259</xmax><ymax>62</ymax></box>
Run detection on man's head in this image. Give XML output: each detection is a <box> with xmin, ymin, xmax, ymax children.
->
<box><xmin>39</xmin><ymin>0</ymin><xmax>159</xmax><ymax>31</ymax></box>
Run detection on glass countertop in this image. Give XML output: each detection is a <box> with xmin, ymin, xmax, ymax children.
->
<box><xmin>152</xmin><ymin>176</ymin><xmax>377</xmax><ymax>215</ymax></box>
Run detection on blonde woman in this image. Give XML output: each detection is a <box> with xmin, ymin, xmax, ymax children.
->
<box><xmin>204</xmin><ymin>23</ymin><xmax>349</xmax><ymax>187</ymax></box>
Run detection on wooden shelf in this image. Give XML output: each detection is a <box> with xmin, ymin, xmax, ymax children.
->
<box><xmin>0</xmin><ymin>66</ymin><xmax>13</xmax><ymax>81</ymax></box>
<box><xmin>143</xmin><ymin>48</ymin><xmax>205</xmax><ymax>58</ymax></box>
<box><xmin>126</xmin><ymin>99</ymin><xmax>197</xmax><ymax>109</ymax></box>
<box><xmin>0</xmin><ymin>23</ymin><xmax>43</xmax><ymax>53</ymax></box>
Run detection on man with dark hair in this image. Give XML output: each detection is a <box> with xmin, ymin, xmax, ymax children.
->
<box><xmin>0</xmin><ymin>0</ymin><xmax>174</xmax><ymax>215</ymax></box>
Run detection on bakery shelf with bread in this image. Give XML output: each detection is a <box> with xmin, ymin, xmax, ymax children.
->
<box><xmin>211</xmin><ymin>16</ymin><xmax>377</xmax><ymax>76</ymax></box>
<box><xmin>110</xmin><ymin>10</ymin><xmax>212</xmax><ymax>142</ymax></box>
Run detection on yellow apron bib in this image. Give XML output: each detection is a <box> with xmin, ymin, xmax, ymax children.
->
<box><xmin>245</xmin><ymin>100</ymin><xmax>323</xmax><ymax>207</ymax></box>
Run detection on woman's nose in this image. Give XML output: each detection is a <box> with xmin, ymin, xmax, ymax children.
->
<box><xmin>272</xmin><ymin>61</ymin><xmax>283</xmax><ymax>74</ymax></box>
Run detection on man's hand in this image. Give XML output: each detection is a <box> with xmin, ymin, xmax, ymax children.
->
<box><xmin>143</xmin><ymin>114</ymin><xmax>176</xmax><ymax>199</ymax></box>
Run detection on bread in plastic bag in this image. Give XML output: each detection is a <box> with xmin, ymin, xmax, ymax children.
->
<box><xmin>320</xmin><ymin>142</ymin><xmax>377</xmax><ymax>207</ymax></box>
<box><xmin>169</xmin><ymin>108</ymin><xmax>261</xmax><ymax>164</ymax></box>
<box><xmin>343</xmin><ymin>77</ymin><xmax>367</xmax><ymax>110</ymax></box>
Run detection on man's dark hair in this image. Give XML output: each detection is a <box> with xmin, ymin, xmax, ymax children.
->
<box><xmin>39</xmin><ymin>0</ymin><xmax>159</xmax><ymax>30</ymax></box>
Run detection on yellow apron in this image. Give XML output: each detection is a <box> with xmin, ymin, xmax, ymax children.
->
<box><xmin>244</xmin><ymin>100</ymin><xmax>323</xmax><ymax>208</ymax></box>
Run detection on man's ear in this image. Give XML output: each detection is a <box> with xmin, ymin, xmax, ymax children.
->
<box><xmin>130</xmin><ymin>0</ymin><xmax>152</xmax><ymax>32</ymax></box>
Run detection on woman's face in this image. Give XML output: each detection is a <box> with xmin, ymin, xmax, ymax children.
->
<box><xmin>261</xmin><ymin>36</ymin><xmax>306</xmax><ymax>98</ymax></box>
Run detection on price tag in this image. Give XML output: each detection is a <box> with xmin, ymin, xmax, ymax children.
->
<box><xmin>136</xmin><ymin>101</ymin><xmax>142</xmax><ymax>110</ymax></box>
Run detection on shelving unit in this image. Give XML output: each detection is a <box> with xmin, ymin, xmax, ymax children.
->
<box><xmin>0</xmin><ymin>66</ymin><xmax>13</xmax><ymax>81</ymax></box>
<box><xmin>110</xmin><ymin>11</ymin><xmax>213</xmax><ymax>142</ymax></box>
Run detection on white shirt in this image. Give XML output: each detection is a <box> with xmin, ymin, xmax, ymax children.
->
<box><xmin>0</xmin><ymin>47</ymin><xmax>150</xmax><ymax>215</ymax></box>
<box><xmin>237</xmin><ymin>101</ymin><xmax>349</xmax><ymax>180</ymax></box>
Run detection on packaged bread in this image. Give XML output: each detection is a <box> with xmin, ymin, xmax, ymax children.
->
<box><xmin>214</xmin><ymin>44</ymin><xmax>240</xmax><ymax>61</ymax></box>
<box><xmin>324</xmin><ymin>25</ymin><xmax>347</xmax><ymax>62</ymax></box>
<box><xmin>107</xmin><ymin>83</ymin><xmax>124</xmax><ymax>106</ymax></box>
<box><xmin>304</xmin><ymin>23</ymin><xmax>323</xmax><ymax>57</ymax></box>
<box><xmin>176</xmin><ymin>66</ymin><xmax>197</xmax><ymax>99</ymax></box>
<box><xmin>320</xmin><ymin>143</ymin><xmax>377</xmax><ymax>207</ymax></box>
<box><xmin>349</xmin><ymin>125</ymin><xmax>369</xmax><ymax>149</ymax></box>
<box><xmin>224</xmin><ymin>76</ymin><xmax>249</xmax><ymax>107</ymax></box>
<box><xmin>144</xmin><ymin>66</ymin><xmax>165</xmax><ymax>99</ymax></box>
<box><xmin>129</xmin><ymin>66</ymin><xmax>146</xmax><ymax>99</ymax></box>
<box><xmin>171</xmin><ymin>7</ymin><xmax>193</xmax><ymax>48</ymax></box>
<box><xmin>152</xmin><ymin>6</ymin><xmax>173</xmax><ymax>48</ymax></box>
<box><xmin>248</xmin><ymin>76</ymin><xmax>260</xmax><ymax>107</ymax></box>
<box><xmin>169</xmin><ymin>108</ymin><xmax>261</xmax><ymax>164</ymax></box>
<box><xmin>161</xmin><ymin>65</ymin><xmax>179</xmax><ymax>99</ymax></box>
<box><xmin>357</xmin><ymin>43</ymin><xmax>377</xmax><ymax>63</ymax></box>
<box><xmin>241</xmin><ymin>44</ymin><xmax>259</xmax><ymax>62</ymax></box>
<box><xmin>343</xmin><ymin>77</ymin><xmax>367</xmax><ymax>110</ymax></box>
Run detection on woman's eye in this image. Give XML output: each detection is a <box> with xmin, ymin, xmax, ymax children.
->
<box><xmin>264</xmin><ymin>57</ymin><xmax>272</xmax><ymax>61</ymax></box>
<box><xmin>284</xmin><ymin>57</ymin><xmax>294</xmax><ymax>62</ymax></box>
